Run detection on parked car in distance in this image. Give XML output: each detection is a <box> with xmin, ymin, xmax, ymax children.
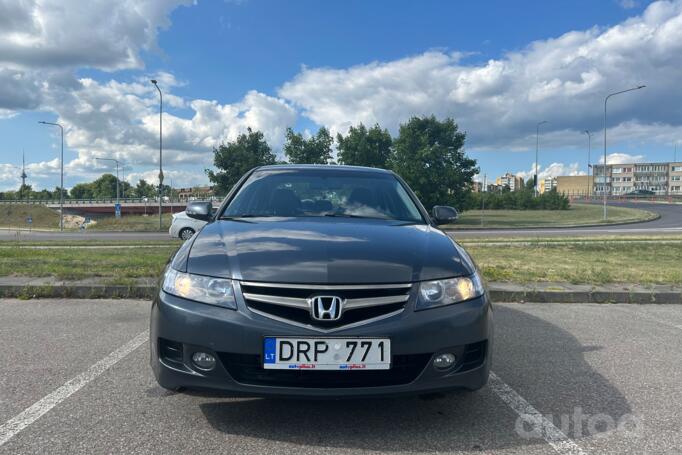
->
<box><xmin>152</xmin><ymin>165</ymin><xmax>492</xmax><ymax>398</ymax></box>
<box><xmin>169</xmin><ymin>210</ymin><xmax>208</xmax><ymax>240</ymax></box>
<box><xmin>625</xmin><ymin>189</ymin><xmax>655</xmax><ymax>196</ymax></box>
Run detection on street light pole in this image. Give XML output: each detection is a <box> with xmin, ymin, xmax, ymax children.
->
<box><xmin>603</xmin><ymin>85</ymin><xmax>646</xmax><ymax>220</ymax></box>
<box><xmin>121</xmin><ymin>164</ymin><xmax>126</xmax><ymax>199</ymax></box>
<box><xmin>584</xmin><ymin>130</ymin><xmax>591</xmax><ymax>198</ymax></box>
<box><xmin>95</xmin><ymin>158</ymin><xmax>120</xmax><ymax>204</ymax></box>
<box><xmin>151</xmin><ymin>79</ymin><xmax>163</xmax><ymax>230</ymax></box>
<box><xmin>38</xmin><ymin>121</ymin><xmax>64</xmax><ymax>232</ymax></box>
<box><xmin>535</xmin><ymin>121</ymin><xmax>548</xmax><ymax>197</ymax></box>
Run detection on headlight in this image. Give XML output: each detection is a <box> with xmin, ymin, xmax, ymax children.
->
<box><xmin>416</xmin><ymin>273</ymin><xmax>484</xmax><ymax>310</ymax></box>
<box><xmin>162</xmin><ymin>268</ymin><xmax>236</xmax><ymax>309</ymax></box>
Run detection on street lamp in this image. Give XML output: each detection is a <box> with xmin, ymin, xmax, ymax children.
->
<box><xmin>121</xmin><ymin>164</ymin><xmax>127</xmax><ymax>199</ymax></box>
<box><xmin>584</xmin><ymin>130</ymin><xmax>591</xmax><ymax>198</ymax></box>
<box><xmin>95</xmin><ymin>158</ymin><xmax>121</xmax><ymax>204</ymax></box>
<box><xmin>151</xmin><ymin>79</ymin><xmax>163</xmax><ymax>230</ymax></box>
<box><xmin>603</xmin><ymin>85</ymin><xmax>646</xmax><ymax>220</ymax></box>
<box><xmin>38</xmin><ymin>121</ymin><xmax>64</xmax><ymax>232</ymax></box>
<box><xmin>535</xmin><ymin>120</ymin><xmax>548</xmax><ymax>196</ymax></box>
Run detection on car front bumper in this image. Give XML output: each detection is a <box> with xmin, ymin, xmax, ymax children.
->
<box><xmin>150</xmin><ymin>287</ymin><xmax>493</xmax><ymax>398</ymax></box>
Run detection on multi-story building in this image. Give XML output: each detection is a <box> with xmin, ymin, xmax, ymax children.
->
<box><xmin>592</xmin><ymin>161</ymin><xmax>682</xmax><ymax>195</ymax></box>
<box><xmin>556</xmin><ymin>175</ymin><xmax>594</xmax><ymax>197</ymax></box>
<box><xmin>176</xmin><ymin>185</ymin><xmax>215</xmax><ymax>201</ymax></box>
<box><xmin>495</xmin><ymin>173</ymin><xmax>524</xmax><ymax>191</ymax></box>
<box><xmin>540</xmin><ymin>177</ymin><xmax>556</xmax><ymax>194</ymax></box>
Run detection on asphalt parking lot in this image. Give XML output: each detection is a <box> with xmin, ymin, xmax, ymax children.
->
<box><xmin>1</xmin><ymin>299</ymin><xmax>681</xmax><ymax>454</ymax></box>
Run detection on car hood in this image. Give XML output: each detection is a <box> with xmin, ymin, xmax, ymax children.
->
<box><xmin>176</xmin><ymin>218</ymin><xmax>474</xmax><ymax>284</ymax></box>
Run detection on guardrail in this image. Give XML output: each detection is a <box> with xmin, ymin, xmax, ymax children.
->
<box><xmin>0</xmin><ymin>197</ymin><xmax>222</xmax><ymax>205</ymax></box>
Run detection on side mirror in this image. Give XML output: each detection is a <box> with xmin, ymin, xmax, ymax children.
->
<box><xmin>432</xmin><ymin>205</ymin><xmax>458</xmax><ymax>225</ymax></box>
<box><xmin>186</xmin><ymin>201</ymin><xmax>213</xmax><ymax>221</ymax></box>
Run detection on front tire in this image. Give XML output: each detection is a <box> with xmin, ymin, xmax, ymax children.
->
<box><xmin>179</xmin><ymin>227</ymin><xmax>195</xmax><ymax>240</ymax></box>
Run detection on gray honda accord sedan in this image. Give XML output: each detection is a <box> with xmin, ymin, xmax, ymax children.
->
<box><xmin>150</xmin><ymin>165</ymin><xmax>492</xmax><ymax>397</ymax></box>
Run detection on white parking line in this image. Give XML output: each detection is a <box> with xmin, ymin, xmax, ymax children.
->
<box><xmin>489</xmin><ymin>372</ymin><xmax>587</xmax><ymax>455</ymax></box>
<box><xmin>0</xmin><ymin>330</ymin><xmax>149</xmax><ymax>447</ymax></box>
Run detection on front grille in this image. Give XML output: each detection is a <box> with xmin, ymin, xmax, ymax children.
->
<box><xmin>219</xmin><ymin>352</ymin><xmax>431</xmax><ymax>388</ymax></box>
<box><xmin>240</xmin><ymin>281</ymin><xmax>413</xmax><ymax>329</ymax></box>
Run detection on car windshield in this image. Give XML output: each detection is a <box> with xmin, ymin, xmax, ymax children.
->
<box><xmin>222</xmin><ymin>169</ymin><xmax>424</xmax><ymax>222</ymax></box>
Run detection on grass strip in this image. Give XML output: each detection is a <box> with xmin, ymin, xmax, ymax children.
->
<box><xmin>0</xmin><ymin>245</ymin><xmax>178</xmax><ymax>280</ymax></box>
<box><xmin>465</xmin><ymin>241</ymin><xmax>682</xmax><ymax>285</ymax></box>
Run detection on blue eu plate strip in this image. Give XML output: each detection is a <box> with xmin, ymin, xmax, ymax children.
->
<box><xmin>263</xmin><ymin>337</ymin><xmax>276</xmax><ymax>364</ymax></box>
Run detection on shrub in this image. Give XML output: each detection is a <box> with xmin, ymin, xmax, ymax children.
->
<box><xmin>461</xmin><ymin>189</ymin><xmax>569</xmax><ymax>211</ymax></box>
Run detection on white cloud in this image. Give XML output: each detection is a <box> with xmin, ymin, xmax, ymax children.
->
<box><xmin>0</xmin><ymin>0</ymin><xmax>298</xmax><ymax>191</ymax></box>
<box><xmin>516</xmin><ymin>162</ymin><xmax>586</xmax><ymax>181</ymax></box>
<box><xmin>34</xmin><ymin>77</ymin><xmax>297</xmax><ymax>183</ymax></box>
<box><xmin>280</xmin><ymin>0</ymin><xmax>682</xmax><ymax>151</ymax></box>
<box><xmin>0</xmin><ymin>163</ymin><xmax>21</xmax><ymax>192</ymax></box>
<box><xmin>0</xmin><ymin>0</ymin><xmax>194</xmax><ymax>115</ymax></box>
<box><xmin>0</xmin><ymin>0</ymin><xmax>193</xmax><ymax>71</ymax></box>
<box><xmin>598</xmin><ymin>152</ymin><xmax>646</xmax><ymax>164</ymax></box>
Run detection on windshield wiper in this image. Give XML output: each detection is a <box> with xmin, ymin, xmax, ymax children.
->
<box><xmin>217</xmin><ymin>216</ymin><xmax>255</xmax><ymax>223</ymax></box>
<box><xmin>219</xmin><ymin>214</ymin><xmax>284</xmax><ymax>221</ymax></box>
<box><xmin>323</xmin><ymin>213</ymin><xmax>389</xmax><ymax>220</ymax></box>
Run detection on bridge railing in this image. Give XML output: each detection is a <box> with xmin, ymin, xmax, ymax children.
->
<box><xmin>0</xmin><ymin>197</ymin><xmax>219</xmax><ymax>205</ymax></box>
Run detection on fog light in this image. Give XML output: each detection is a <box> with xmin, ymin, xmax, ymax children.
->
<box><xmin>433</xmin><ymin>353</ymin><xmax>457</xmax><ymax>370</ymax></box>
<box><xmin>192</xmin><ymin>352</ymin><xmax>216</xmax><ymax>371</ymax></box>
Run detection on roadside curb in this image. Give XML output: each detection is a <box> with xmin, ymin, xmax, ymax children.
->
<box><xmin>1</xmin><ymin>281</ymin><xmax>681</xmax><ymax>303</ymax></box>
<box><xmin>444</xmin><ymin>211</ymin><xmax>660</xmax><ymax>232</ymax></box>
<box><xmin>0</xmin><ymin>284</ymin><xmax>156</xmax><ymax>300</ymax></box>
<box><xmin>489</xmin><ymin>289</ymin><xmax>682</xmax><ymax>304</ymax></box>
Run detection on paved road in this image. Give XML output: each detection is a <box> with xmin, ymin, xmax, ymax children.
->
<box><xmin>454</xmin><ymin>201</ymin><xmax>681</xmax><ymax>238</ymax></box>
<box><xmin>1</xmin><ymin>298</ymin><xmax>680</xmax><ymax>454</ymax></box>
<box><xmin>1</xmin><ymin>202</ymin><xmax>679</xmax><ymax>241</ymax></box>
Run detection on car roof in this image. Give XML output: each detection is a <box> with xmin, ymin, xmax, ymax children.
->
<box><xmin>255</xmin><ymin>164</ymin><xmax>392</xmax><ymax>174</ymax></box>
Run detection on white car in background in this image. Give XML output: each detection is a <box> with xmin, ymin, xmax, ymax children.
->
<box><xmin>169</xmin><ymin>211</ymin><xmax>208</xmax><ymax>240</ymax></box>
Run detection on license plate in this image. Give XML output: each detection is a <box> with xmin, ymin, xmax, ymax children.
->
<box><xmin>263</xmin><ymin>337</ymin><xmax>391</xmax><ymax>370</ymax></box>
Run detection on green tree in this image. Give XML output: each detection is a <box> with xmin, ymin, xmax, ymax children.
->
<box><xmin>70</xmin><ymin>182</ymin><xmax>94</xmax><ymax>199</ymax></box>
<box><xmin>336</xmin><ymin>123</ymin><xmax>393</xmax><ymax>168</ymax></box>
<box><xmin>206</xmin><ymin>128</ymin><xmax>276</xmax><ymax>194</ymax></box>
<box><xmin>17</xmin><ymin>184</ymin><xmax>32</xmax><ymax>200</ymax></box>
<box><xmin>133</xmin><ymin>179</ymin><xmax>157</xmax><ymax>198</ymax></box>
<box><xmin>390</xmin><ymin>116</ymin><xmax>478</xmax><ymax>210</ymax></box>
<box><xmin>32</xmin><ymin>188</ymin><xmax>54</xmax><ymax>200</ymax></box>
<box><xmin>89</xmin><ymin>174</ymin><xmax>129</xmax><ymax>199</ymax></box>
<box><xmin>284</xmin><ymin>127</ymin><xmax>333</xmax><ymax>164</ymax></box>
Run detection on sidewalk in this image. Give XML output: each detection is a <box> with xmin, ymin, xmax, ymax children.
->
<box><xmin>1</xmin><ymin>276</ymin><xmax>680</xmax><ymax>303</ymax></box>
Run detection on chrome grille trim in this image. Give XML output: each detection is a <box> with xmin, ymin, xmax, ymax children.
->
<box><xmin>239</xmin><ymin>280</ymin><xmax>413</xmax><ymax>330</ymax></box>
<box><xmin>247</xmin><ymin>307</ymin><xmax>406</xmax><ymax>334</ymax></box>
<box><xmin>242</xmin><ymin>293</ymin><xmax>309</xmax><ymax>309</ymax></box>
<box><xmin>241</xmin><ymin>292</ymin><xmax>409</xmax><ymax>310</ymax></box>
<box><xmin>240</xmin><ymin>281</ymin><xmax>412</xmax><ymax>290</ymax></box>
<box><xmin>344</xmin><ymin>294</ymin><xmax>410</xmax><ymax>308</ymax></box>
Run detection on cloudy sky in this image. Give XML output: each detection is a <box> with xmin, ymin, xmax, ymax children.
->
<box><xmin>1</xmin><ymin>0</ymin><xmax>681</xmax><ymax>191</ymax></box>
